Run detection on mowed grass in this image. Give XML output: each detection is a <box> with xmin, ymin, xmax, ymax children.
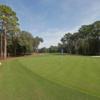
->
<box><xmin>0</xmin><ymin>54</ymin><xmax>100</xmax><ymax>100</ymax></box>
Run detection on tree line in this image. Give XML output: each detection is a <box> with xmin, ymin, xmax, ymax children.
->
<box><xmin>39</xmin><ymin>21</ymin><xmax>100</xmax><ymax>55</ymax></box>
<box><xmin>0</xmin><ymin>4</ymin><xmax>43</xmax><ymax>59</ymax></box>
<box><xmin>1</xmin><ymin>4</ymin><xmax>100</xmax><ymax>58</ymax></box>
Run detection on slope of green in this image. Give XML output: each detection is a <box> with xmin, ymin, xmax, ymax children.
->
<box><xmin>0</xmin><ymin>55</ymin><xmax>100</xmax><ymax>100</ymax></box>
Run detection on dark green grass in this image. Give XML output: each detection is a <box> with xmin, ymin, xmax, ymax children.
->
<box><xmin>0</xmin><ymin>55</ymin><xmax>100</xmax><ymax>100</ymax></box>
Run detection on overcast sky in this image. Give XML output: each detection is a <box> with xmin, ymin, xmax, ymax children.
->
<box><xmin>0</xmin><ymin>0</ymin><xmax>100</xmax><ymax>47</ymax></box>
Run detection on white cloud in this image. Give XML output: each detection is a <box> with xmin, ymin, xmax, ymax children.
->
<box><xmin>39</xmin><ymin>27</ymin><xmax>80</xmax><ymax>48</ymax></box>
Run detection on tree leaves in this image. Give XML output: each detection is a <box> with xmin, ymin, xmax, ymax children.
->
<box><xmin>60</xmin><ymin>21</ymin><xmax>100</xmax><ymax>55</ymax></box>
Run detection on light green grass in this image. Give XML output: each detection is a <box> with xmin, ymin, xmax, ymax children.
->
<box><xmin>0</xmin><ymin>54</ymin><xmax>100</xmax><ymax>100</ymax></box>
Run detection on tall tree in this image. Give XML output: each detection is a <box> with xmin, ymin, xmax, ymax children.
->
<box><xmin>0</xmin><ymin>4</ymin><xmax>19</xmax><ymax>59</ymax></box>
<box><xmin>60</xmin><ymin>21</ymin><xmax>100</xmax><ymax>55</ymax></box>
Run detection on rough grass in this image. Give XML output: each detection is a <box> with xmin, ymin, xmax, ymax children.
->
<box><xmin>0</xmin><ymin>54</ymin><xmax>100</xmax><ymax>100</ymax></box>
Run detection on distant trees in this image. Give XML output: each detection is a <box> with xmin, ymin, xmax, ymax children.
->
<box><xmin>48</xmin><ymin>46</ymin><xmax>58</xmax><ymax>53</ymax></box>
<box><xmin>60</xmin><ymin>21</ymin><xmax>100</xmax><ymax>55</ymax></box>
<box><xmin>39</xmin><ymin>46</ymin><xmax>59</xmax><ymax>53</ymax></box>
<box><xmin>33</xmin><ymin>36</ymin><xmax>43</xmax><ymax>52</ymax></box>
<box><xmin>7</xmin><ymin>30</ymin><xmax>43</xmax><ymax>56</ymax></box>
<box><xmin>8</xmin><ymin>31</ymin><xmax>33</xmax><ymax>56</ymax></box>
<box><xmin>39</xmin><ymin>47</ymin><xmax>48</xmax><ymax>53</ymax></box>
<box><xmin>0</xmin><ymin>4</ymin><xmax>43</xmax><ymax>58</ymax></box>
<box><xmin>39</xmin><ymin>21</ymin><xmax>100</xmax><ymax>56</ymax></box>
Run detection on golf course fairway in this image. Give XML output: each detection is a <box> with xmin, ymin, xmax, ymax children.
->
<box><xmin>0</xmin><ymin>54</ymin><xmax>100</xmax><ymax>100</ymax></box>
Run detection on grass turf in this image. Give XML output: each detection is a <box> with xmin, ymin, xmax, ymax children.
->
<box><xmin>0</xmin><ymin>54</ymin><xmax>100</xmax><ymax>100</ymax></box>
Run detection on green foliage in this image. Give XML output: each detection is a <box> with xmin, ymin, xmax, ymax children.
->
<box><xmin>17</xmin><ymin>31</ymin><xmax>34</xmax><ymax>54</ymax></box>
<box><xmin>60</xmin><ymin>21</ymin><xmax>100</xmax><ymax>55</ymax></box>
<box><xmin>39</xmin><ymin>47</ymin><xmax>49</xmax><ymax>53</ymax></box>
<box><xmin>7</xmin><ymin>30</ymin><xmax>43</xmax><ymax>56</ymax></box>
<box><xmin>0</xmin><ymin>4</ymin><xmax>19</xmax><ymax>32</ymax></box>
<box><xmin>0</xmin><ymin>4</ymin><xmax>43</xmax><ymax>57</ymax></box>
<box><xmin>0</xmin><ymin>4</ymin><xmax>19</xmax><ymax>58</ymax></box>
<box><xmin>49</xmin><ymin>46</ymin><xmax>58</xmax><ymax>53</ymax></box>
<box><xmin>33</xmin><ymin>36</ymin><xmax>43</xmax><ymax>52</ymax></box>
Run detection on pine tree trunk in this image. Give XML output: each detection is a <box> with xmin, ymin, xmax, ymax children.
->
<box><xmin>4</xmin><ymin>28</ymin><xmax>7</xmax><ymax>59</ymax></box>
<box><xmin>0</xmin><ymin>33</ymin><xmax>3</xmax><ymax>58</ymax></box>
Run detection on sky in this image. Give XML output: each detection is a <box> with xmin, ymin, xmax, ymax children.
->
<box><xmin>0</xmin><ymin>0</ymin><xmax>100</xmax><ymax>48</ymax></box>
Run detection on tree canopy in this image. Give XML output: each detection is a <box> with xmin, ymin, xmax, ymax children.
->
<box><xmin>60</xmin><ymin>21</ymin><xmax>100</xmax><ymax>55</ymax></box>
<box><xmin>0</xmin><ymin>4</ymin><xmax>43</xmax><ymax>58</ymax></box>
